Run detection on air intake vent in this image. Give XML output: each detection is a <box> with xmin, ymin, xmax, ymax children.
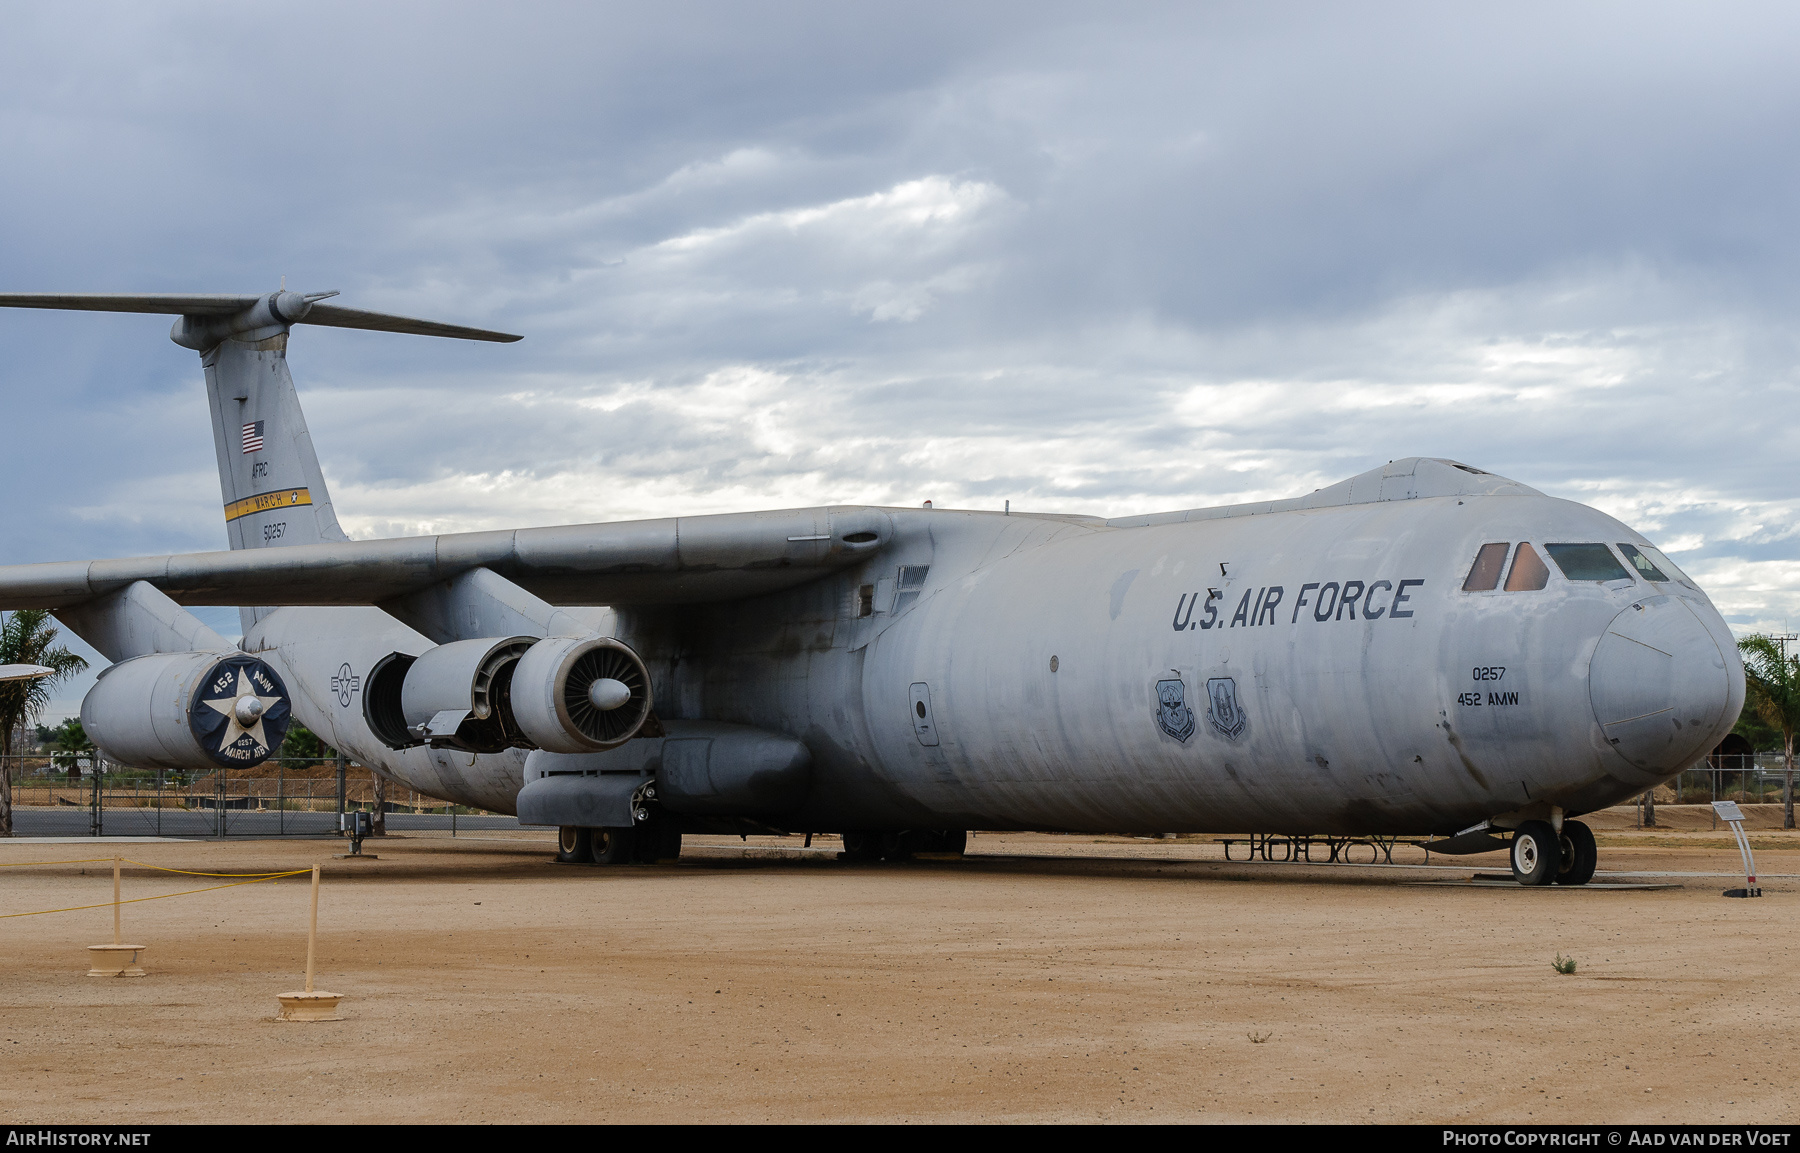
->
<box><xmin>511</xmin><ymin>636</ymin><xmax>656</xmax><ymax>753</ymax></box>
<box><xmin>563</xmin><ymin>641</ymin><xmax>653</xmax><ymax>744</ymax></box>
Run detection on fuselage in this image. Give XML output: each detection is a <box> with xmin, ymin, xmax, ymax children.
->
<box><xmin>251</xmin><ymin>482</ymin><xmax>1743</xmax><ymax>836</ymax></box>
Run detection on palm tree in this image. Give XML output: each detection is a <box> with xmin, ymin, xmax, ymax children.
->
<box><xmin>0</xmin><ymin>610</ymin><xmax>89</xmax><ymax>836</ymax></box>
<box><xmin>48</xmin><ymin>717</ymin><xmax>96</xmax><ymax>778</ymax></box>
<box><xmin>1738</xmin><ymin>634</ymin><xmax>1800</xmax><ymax>830</ymax></box>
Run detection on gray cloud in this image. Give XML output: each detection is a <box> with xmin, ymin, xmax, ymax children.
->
<box><xmin>5</xmin><ymin>2</ymin><xmax>1800</xmax><ymax>713</ymax></box>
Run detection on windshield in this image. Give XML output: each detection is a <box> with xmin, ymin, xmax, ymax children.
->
<box><xmin>1505</xmin><ymin>543</ymin><xmax>1550</xmax><ymax>591</ymax></box>
<box><xmin>1617</xmin><ymin>544</ymin><xmax>1669</xmax><ymax>582</ymax></box>
<box><xmin>1640</xmin><ymin>545</ymin><xmax>1695</xmax><ymax>587</ymax></box>
<box><xmin>1545</xmin><ymin>543</ymin><xmax>1630</xmax><ymax>583</ymax></box>
<box><xmin>1462</xmin><ymin>543</ymin><xmax>1509</xmax><ymax>591</ymax></box>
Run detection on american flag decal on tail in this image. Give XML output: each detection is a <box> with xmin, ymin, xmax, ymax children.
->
<box><xmin>241</xmin><ymin>420</ymin><xmax>265</xmax><ymax>454</ymax></box>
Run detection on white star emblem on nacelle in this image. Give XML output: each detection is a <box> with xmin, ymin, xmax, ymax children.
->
<box><xmin>202</xmin><ymin>668</ymin><xmax>283</xmax><ymax>754</ymax></box>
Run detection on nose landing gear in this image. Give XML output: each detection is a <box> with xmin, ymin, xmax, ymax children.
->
<box><xmin>1555</xmin><ymin>820</ymin><xmax>1597</xmax><ymax>886</ymax></box>
<box><xmin>1510</xmin><ymin>821</ymin><xmax>1560</xmax><ymax>885</ymax></box>
<box><xmin>1509</xmin><ymin>819</ymin><xmax>1597</xmax><ymax>886</ymax></box>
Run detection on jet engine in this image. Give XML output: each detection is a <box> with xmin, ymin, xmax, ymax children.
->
<box><xmin>510</xmin><ymin>636</ymin><xmax>654</xmax><ymax>753</ymax></box>
<box><xmin>370</xmin><ymin>635</ymin><xmax>653</xmax><ymax>754</ymax></box>
<box><xmin>80</xmin><ymin>651</ymin><xmax>292</xmax><ymax>771</ymax></box>
<box><xmin>398</xmin><ymin>636</ymin><xmax>537</xmax><ymax>753</ymax></box>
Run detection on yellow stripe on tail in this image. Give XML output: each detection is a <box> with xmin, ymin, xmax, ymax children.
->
<box><xmin>223</xmin><ymin>488</ymin><xmax>313</xmax><ymax>523</ymax></box>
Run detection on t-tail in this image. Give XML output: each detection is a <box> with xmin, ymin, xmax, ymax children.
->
<box><xmin>0</xmin><ymin>290</ymin><xmax>520</xmax><ymax>629</ymax></box>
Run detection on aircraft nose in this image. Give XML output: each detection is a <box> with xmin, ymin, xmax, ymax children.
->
<box><xmin>1589</xmin><ymin>595</ymin><xmax>1741</xmax><ymax>775</ymax></box>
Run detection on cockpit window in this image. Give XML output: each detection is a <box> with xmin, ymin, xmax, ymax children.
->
<box><xmin>1545</xmin><ymin>543</ymin><xmax>1630</xmax><ymax>583</ymax></box>
<box><xmin>1639</xmin><ymin>545</ymin><xmax>1694</xmax><ymax>587</ymax></box>
<box><xmin>1462</xmin><ymin>543</ymin><xmax>1509</xmax><ymax>591</ymax></box>
<box><xmin>1617</xmin><ymin>544</ymin><xmax>1669</xmax><ymax>582</ymax></box>
<box><xmin>1504</xmin><ymin>542</ymin><xmax>1550</xmax><ymax>591</ymax></box>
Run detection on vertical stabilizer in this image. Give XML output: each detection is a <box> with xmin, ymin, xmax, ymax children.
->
<box><xmin>0</xmin><ymin>290</ymin><xmax>522</xmax><ymax>632</ymax></box>
<box><xmin>202</xmin><ymin>329</ymin><xmax>348</xmax><ymax>635</ymax></box>
<box><xmin>203</xmin><ymin>333</ymin><xmax>349</xmax><ymax>554</ymax></box>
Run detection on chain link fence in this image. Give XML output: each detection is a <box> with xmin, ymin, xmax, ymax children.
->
<box><xmin>1</xmin><ymin>755</ymin><xmax>518</xmax><ymax>838</ymax></box>
<box><xmin>3</xmin><ymin>751</ymin><xmax>1791</xmax><ymax>839</ymax></box>
<box><xmin>1676</xmin><ymin>754</ymin><xmax>1797</xmax><ymax>806</ymax></box>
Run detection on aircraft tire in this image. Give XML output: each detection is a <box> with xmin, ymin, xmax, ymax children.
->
<box><xmin>1510</xmin><ymin>821</ymin><xmax>1559</xmax><ymax>886</ymax></box>
<box><xmin>1555</xmin><ymin>820</ymin><xmax>1598</xmax><ymax>886</ymax></box>
<box><xmin>556</xmin><ymin>826</ymin><xmax>593</xmax><ymax>865</ymax></box>
<box><xmin>631</xmin><ymin>815</ymin><xmax>682</xmax><ymax>864</ymax></box>
<box><xmin>902</xmin><ymin>829</ymin><xmax>966</xmax><ymax>856</ymax></box>
<box><xmin>591</xmin><ymin>826</ymin><xmax>636</xmax><ymax>865</ymax></box>
<box><xmin>839</xmin><ymin>832</ymin><xmax>883</xmax><ymax>862</ymax></box>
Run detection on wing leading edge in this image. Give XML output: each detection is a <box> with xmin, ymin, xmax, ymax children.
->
<box><xmin>0</xmin><ymin>507</ymin><xmax>894</xmax><ymax>611</ymax></box>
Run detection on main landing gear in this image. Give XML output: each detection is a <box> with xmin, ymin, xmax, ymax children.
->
<box><xmin>1509</xmin><ymin>819</ymin><xmax>1596</xmax><ymax>886</ymax></box>
<box><xmin>556</xmin><ymin>815</ymin><xmax>682</xmax><ymax>866</ymax></box>
<box><xmin>840</xmin><ymin>829</ymin><xmax>967</xmax><ymax>862</ymax></box>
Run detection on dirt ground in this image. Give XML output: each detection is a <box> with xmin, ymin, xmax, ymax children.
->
<box><xmin>1</xmin><ymin>813</ymin><xmax>1795</xmax><ymax>1125</ymax></box>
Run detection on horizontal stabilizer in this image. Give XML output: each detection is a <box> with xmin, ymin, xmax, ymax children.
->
<box><xmin>0</xmin><ymin>292</ymin><xmax>521</xmax><ymax>343</ymax></box>
<box><xmin>300</xmin><ymin>302</ymin><xmax>522</xmax><ymax>342</ymax></box>
<box><xmin>0</xmin><ymin>293</ymin><xmax>262</xmax><ymax>315</ymax></box>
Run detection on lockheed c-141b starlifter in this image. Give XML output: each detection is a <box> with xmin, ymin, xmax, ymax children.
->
<box><xmin>0</xmin><ymin>291</ymin><xmax>1745</xmax><ymax>884</ymax></box>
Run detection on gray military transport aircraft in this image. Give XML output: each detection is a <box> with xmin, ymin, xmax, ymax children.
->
<box><xmin>0</xmin><ymin>292</ymin><xmax>1745</xmax><ymax>885</ymax></box>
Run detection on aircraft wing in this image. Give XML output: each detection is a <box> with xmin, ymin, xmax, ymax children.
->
<box><xmin>0</xmin><ymin>664</ymin><xmax>54</xmax><ymax>682</ymax></box>
<box><xmin>0</xmin><ymin>506</ymin><xmax>893</xmax><ymax>611</ymax></box>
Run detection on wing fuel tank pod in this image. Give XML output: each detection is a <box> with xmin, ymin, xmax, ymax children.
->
<box><xmin>654</xmin><ymin>723</ymin><xmax>813</xmax><ymax>818</ymax></box>
<box><xmin>80</xmin><ymin>652</ymin><xmax>292</xmax><ymax>771</ymax></box>
<box><xmin>516</xmin><ymin>721</ymin><xmax>812</xmax><ymax>830</ymax></box>
<box><xmin>510</xmin><ymin>636</ymin><xmax>654</xmax><ymax>753</ymax></box>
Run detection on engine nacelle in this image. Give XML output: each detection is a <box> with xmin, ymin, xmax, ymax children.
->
<box><xmin>81</xmin><ymin>651</ymin><xmax>292</xmax><ymax>771</ymax></box>
<box><xmin>398</xmin><ymin>636</ymin><xmax>536</xmax><ymax>754</ymax></box>
<box><xmin>372</xmin><ymin>634</ymin><xmax>656</xmax><ymax>755</ymax></box>
<box><xmin>510</xmin><ymin>636</ymin><xmax>654</xmax><ymax>753</ymax></box>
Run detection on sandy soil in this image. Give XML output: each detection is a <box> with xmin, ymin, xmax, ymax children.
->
<box><xmin>1</xmin><ymin>818</ymin><xmax>1795</xmax><ymax>1124</ymax></box>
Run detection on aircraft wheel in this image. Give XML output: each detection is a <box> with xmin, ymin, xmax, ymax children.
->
<box><xmin>1510</xmin><ymin>821</ymin><xmax>1559</xmax><ymax>886</ymax></box>
<box><xmin>631</xmin><ymin>814</ymin><xmax>682</xmax><ymax>864</ymax></box>
<box><xmin>839</xmin><ymin>832</ymin><xmax>882</xmax><ymax>862</ymax></box>
<box><xmin>650</xmin><ymin>824</ymin><xmax>683</xmax><ymax>864</ymax></box>
<box><xmin>904</xmin><ymin>829</ymin><xmax>966</xmax><ymax>856</ymax></box>
<box><xmin>556</xmin><ymin>826</ymin><xmax>592</xmax><ymax>864</ymax></box>
<box><xmin>1555</xmin><ymin>820</ymin><xmax>1598</xmax><ymax>886</ymax></box>
<box><xmin>591</xmin><ymin>826</ymin><xmax>636</xmax><ymax>865</ymax></box>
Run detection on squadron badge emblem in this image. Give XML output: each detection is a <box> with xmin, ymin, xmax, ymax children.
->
<box><xmin>1154</xmin><ymin>677</ymin><xmax>1195</xmax><ymax>743</ymax></box>
<box><xmin>1206</xmin><ymin>677</ymin><xmax>1247</xmax><ymax>740</ymax></box>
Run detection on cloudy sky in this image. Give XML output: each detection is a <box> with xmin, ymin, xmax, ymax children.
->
<box><xmin>3</xmin><ymin>2</ymin><xmax>1798</xmax><ymax>711</ymax></box>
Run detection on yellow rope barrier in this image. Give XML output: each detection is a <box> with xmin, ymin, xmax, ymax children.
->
<box><xmin>0</xmin><ymin>858</ymin><xmax>117</xmax><ymax>867</ymax></box>
<box><xmin>0</xmin><ymin>870</ymin><xmax>311</xmax><ymax>920</ymax></box>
